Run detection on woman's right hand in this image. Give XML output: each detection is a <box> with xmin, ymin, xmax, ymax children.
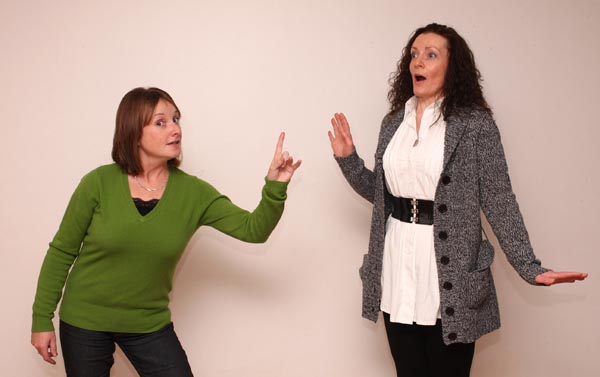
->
<box><xmin>31</xmin><ymin>331</ymin><xmax>58</xmax><ymax>365</ymax></box>
<box><xmin>328</xmin><ymin>113</ymin><xmax>355</xmax><ymax>157</ymax></box>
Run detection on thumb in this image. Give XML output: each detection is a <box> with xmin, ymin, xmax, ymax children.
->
<box><xmin>50</xmin><ymin>335</ymin><xmax>58</xmax><ymax>357</ymax></box>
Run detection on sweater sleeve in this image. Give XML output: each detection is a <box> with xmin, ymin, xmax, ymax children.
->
<box><xmin>333</xmin><ymin>113</ymin><xmax>397</xmax><ymax>204</ymax></box>
<box><xmin>476</xmin><ymin>113</ymin><xmax>549</xmax><ymax>284</ymax></box>
<box><xmin>334</xmin><ymin>150</ymin><xmax>375</xmax><ymax>203</ymax></box>
<box><xmin>199</xmin><ymin>178</ymin><xmax>288</xmax><ymax>243</ymax></box>
<box><xmin>32</xmin><ymin>171</ymin><xmax>99</xmax><ymax>332</ymax></box>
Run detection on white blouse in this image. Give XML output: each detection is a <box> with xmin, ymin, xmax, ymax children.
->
<box><xmin>380</xmin><ymin>96</ymin><xmax>446</xmax><ymax>325</ymax></box>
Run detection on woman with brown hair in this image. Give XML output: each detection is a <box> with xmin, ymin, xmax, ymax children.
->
<box><xmin>31</xmin><ymin>87</ymin><xmax>301</xmax><ymax>376</ymax></box>
<box><xmin>329</xmin><ymin>23</ymin><xmax>586</xmax><ymax>376</ymax></box>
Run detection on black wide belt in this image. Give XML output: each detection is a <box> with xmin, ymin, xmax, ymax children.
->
<box><xmin>391</xmin><ymin>197</ymin><xmax>434</xmax><ymax>225</ymax></box>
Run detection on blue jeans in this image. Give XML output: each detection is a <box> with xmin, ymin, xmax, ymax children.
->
<box><xmin>59</xmin><ymin>320</ymin><xmax>194</xmax><ymax>377</ymax></box>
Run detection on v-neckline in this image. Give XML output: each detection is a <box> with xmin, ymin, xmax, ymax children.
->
<box><xmin>122</xmin><ymin>168</ymin><xmax>174</xmax><ymax>222</ymax></box>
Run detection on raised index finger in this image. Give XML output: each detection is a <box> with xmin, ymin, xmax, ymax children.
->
<box><xmin>274</xmin><ymin>131</ymin><xmax>285</xmax><ymax>156</ymax></box>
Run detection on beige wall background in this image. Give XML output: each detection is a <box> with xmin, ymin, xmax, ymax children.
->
<box><xmin>1</xmin><ymin>0</ymin><xmax>598</xmax><ymax>375</ymax></box>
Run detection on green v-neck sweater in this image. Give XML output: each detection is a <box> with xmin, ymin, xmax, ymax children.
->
<box><xmin>32</xmin><ymin>164</ymin><xmax>288</xmax><ymax>333</ymax></box>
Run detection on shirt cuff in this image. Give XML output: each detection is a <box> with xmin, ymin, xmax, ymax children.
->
<box><xmin>263</xmin><ymin>178</ymin><xmax>289</xmax><ymax>201</ymax></box>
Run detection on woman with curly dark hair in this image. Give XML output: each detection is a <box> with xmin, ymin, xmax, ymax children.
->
<box><xmin>328</xmin><ymin>23</ymin><xmax>586</xmax><ymax>376</ymax></box>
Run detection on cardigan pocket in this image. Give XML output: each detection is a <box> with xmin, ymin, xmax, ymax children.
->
<box><xmin>359</xmin><ymin>253</ymin><xmax>371</xmax><ymax>280</ymax></box>
<box><xmin>359</xmin><ymin>253</ymin><xmax>380</xmax><ymax>302</ymax></box>
<box><xmin>466</xmin><ymin>240</ymin><xmax>495</xmax><ymax>309</ymax></box>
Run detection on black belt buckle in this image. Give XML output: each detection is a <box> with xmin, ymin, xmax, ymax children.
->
<box><xmin>410</xmin><ymin>198</ymin><xmax>419</xmax><ymax>223</ymax></box>
<box><xmin>391</xmin><ymin>196</ymin><xmax>434</xmax><ymax>225</ymax></box>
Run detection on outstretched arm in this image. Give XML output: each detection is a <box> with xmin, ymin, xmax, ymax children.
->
<box><xmin>477</xmin><ymin>113</ymin><xmax>588</xmax><ymax>285</ymax></box>
<box><xmin>201</xmin><ymin>133</ymin><xmax>300</xmax><ymax>243</ymax></box>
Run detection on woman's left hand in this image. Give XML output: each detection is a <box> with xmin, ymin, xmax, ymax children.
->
<box><xmin>266</xmin><ymin>132</ymin><xmax>302</xmax><ymax>182</ymax></box>
<box><xmin>535</xmin><ymin>271</ymin><xmax>588</xmax><ymax>285</ymax></box>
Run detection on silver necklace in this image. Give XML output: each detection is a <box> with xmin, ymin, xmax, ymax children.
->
<box><xmin>133</xmin><ymin>175</ymin><xmax>166</xmax><ymax>192</ymax></box>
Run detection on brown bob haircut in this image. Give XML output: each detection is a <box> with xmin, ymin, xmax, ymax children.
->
<box><xmin>112</xmin><ymin>87</ymin><xmax>181</xmax><ymax>175</ymax></box>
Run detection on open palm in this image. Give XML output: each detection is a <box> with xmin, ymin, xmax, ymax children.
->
<box><xmin>328</xmin><ymin>113</ymin><xmax>355</xmax><ymax>157</ymax></box>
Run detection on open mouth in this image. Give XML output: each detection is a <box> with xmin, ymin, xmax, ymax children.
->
<box><xmin>167</xmin><ymin>140</ymin><xmax>180</xmax><ymax>145</ymax></box>
<box><xmin>415</xmin><ymin>75</ymin><xmax>426</xmax><ymax>82</ymax></box>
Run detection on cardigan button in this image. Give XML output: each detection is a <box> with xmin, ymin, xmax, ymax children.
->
<box><xmin>441</xmin><ymin>175</ymin><xmax>451</xmax><ymax>185</ymax></box>
<box><xmin>438</xmin><ymin>204</ymin><xmax>448</xmax><ymax>213</ymax></box>
<box><xmin>443</xmin><ymin>282</ymin><xmax>453</xmax><ymax>290</ymax></box>
<box><xmin>445</xmin><ymin>307</ymin><xmax>455</xmax><ymax>316</ymax></box>
<box><xmin>441</xmin><ymin>256</ymin><xmax>450</xmax><ymax>265</ymax></box>
<box><xmin>439</xmin><ymin>231</ymin><xmax>448</xmax><ymax>240</ymax></box>
<box><xmin>448</xmin><ymin>332</ymin><xmax>457</xmax><ymax>341</ymax></box>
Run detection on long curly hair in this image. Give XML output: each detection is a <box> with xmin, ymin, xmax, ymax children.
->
<box><xmin>388</xmin><ymin>23</ymin><xmax>491</xmax><ymax>118</ymax></box>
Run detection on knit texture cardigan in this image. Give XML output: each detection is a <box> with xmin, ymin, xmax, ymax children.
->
<box><xmin>335</xmin><ymin>107</ymin><xmax>548</xmax><ymax>345</ymax></box>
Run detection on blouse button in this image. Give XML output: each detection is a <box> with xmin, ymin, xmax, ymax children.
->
<box><xmin>439</xmin><ymin>231</ymin><xmax>448</xmax><ymax>240</ymax></box>
<box><xmin>443</xmin><ymin>282</ymin><xmax>453</xmax><ymax>290</ymax></box>
<box><xmin>448</xmin><ymin>333</ymin><xmax>458</xmax><ymax>341</ymax></box>
<box><xmin>438</xmin><ymin>204</ymin><xmax>448</xmax><ymax>213</ymax></box>
<box><xmin>441</xmin><ymin>175</ymin><xmax>451</xmax><ymax>185</ymax></box>
<box><xmin>441</xmin><ymin>256</ymin><xmax>450</xmax><ymax>265</ymax></box>
<box><xmin>445</xmin><ymin>307</ymin><xmax>455</xmax><ymax>316</ymax></box>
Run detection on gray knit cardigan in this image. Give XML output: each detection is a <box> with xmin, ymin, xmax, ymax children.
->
<box><xmin>335</xmin><ymin>107</ymin><xmax>548</xmax><ymax>345</ymax></box>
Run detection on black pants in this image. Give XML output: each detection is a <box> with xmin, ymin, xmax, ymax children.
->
<box><xmin>383</xmin><ymin>313</ymin><xmax>475</xmax><ymax>377</ymax></box>
<box><xmin>59</xmin><ymin>320</ymin><xmax>194</xmax><ymax>377</ymax></box>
